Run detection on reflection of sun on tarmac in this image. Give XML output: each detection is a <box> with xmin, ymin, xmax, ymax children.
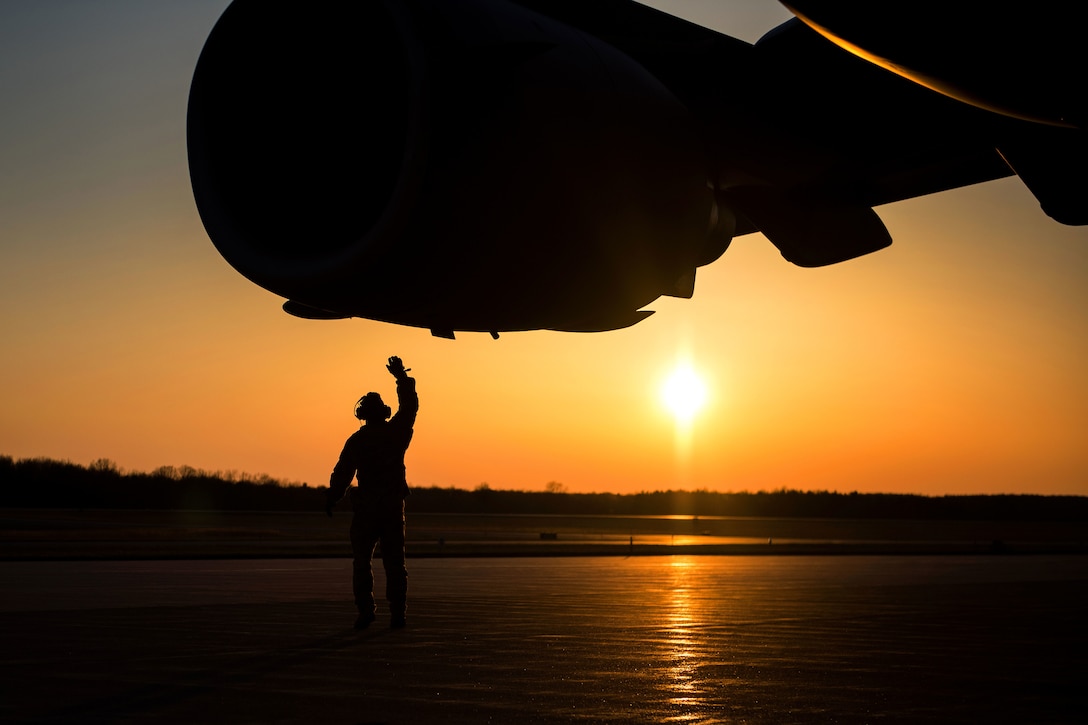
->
<box><xmin>659</xmin><ymin>558</ymin><xmax>711</xmax><ymax>722</ymax></box>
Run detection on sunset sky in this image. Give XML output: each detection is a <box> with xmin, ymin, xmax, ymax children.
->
<box><xmin>1</xmin><ymin>1</ymin><xmax>1085</xmax><ymax>497</ymax></box>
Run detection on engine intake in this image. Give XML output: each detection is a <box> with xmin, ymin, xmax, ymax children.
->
<box><xmin>188</xmin><ymin>0</ymin><xmax>716</xmax><ymax>334</ymax></box>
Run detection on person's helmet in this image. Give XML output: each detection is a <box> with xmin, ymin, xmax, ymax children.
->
<box><xmin>354</xmin><ymin>392</ymin><xmax>392</xmax><ymax>421</ymax></box>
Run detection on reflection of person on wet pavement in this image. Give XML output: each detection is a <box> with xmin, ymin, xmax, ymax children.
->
<box><xmin>327</xmin><ymin>356</ymin><xmax>418</xmax><ymax>630</ymax></box>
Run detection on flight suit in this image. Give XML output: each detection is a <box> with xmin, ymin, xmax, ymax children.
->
<box><xmin>329</xmin><ymin>375</ymin><xmax>418</xmax><ymax>622</ymax></box>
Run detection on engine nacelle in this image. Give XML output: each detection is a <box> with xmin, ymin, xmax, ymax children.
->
<box><xmin>187</xmin><ymin>0</ymin><xmax>719</xmax><ymax>335</ymax></box>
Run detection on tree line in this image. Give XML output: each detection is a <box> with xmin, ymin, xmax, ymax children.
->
<box><xmin>2</xmin><ymin>455</ymin><xmax>1086</xmax><ymax>521</ymax></box>
<box><xmin>0</xmin><ymin>456</ymin><xmax>321</xmax><ymax>511</ymax></box>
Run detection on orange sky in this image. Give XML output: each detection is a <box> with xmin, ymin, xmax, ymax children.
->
<box><xmin>1</xmin><ymin>1</ymin><xmax>1085</xmax><ymax>496</ymax></box>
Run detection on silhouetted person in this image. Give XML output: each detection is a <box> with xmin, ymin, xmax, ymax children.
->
<box><xmin>327</xmin><ymin>356</ymin><xmax>418</xmax><ymax>630</ymax></box>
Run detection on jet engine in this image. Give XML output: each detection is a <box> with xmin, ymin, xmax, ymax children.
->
<box><xmin>187</xmin><ymin>0</ymin><xmax>723</xmax><ymax>336</ymax></box>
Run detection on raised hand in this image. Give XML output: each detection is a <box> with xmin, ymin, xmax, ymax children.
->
<box><xmin>386</xmin><ymin>356</ymin><xmax>410</xmax><ymax>380</ymax></box>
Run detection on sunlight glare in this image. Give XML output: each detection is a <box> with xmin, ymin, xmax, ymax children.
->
<box><xmin>662</xmin><ymin>365</ymin><xmax>707</xmax><ymax>424</ymax></box>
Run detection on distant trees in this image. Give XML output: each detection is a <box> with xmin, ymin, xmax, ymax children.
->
<box><xmin>402</xmin><ymin>485</ymin><xmax>1088</xmax><ymax>522</ymax></box>
<box><xmin>1</xmin><ymin>454</ymin><xmax>1086</xmax><ymax>520</ymax></box>
<box><xmin>0</xmin><ymin>456</ymin><xmax>321</xmax><ymax>511</ymax></box>
<box><xmin>88</xmin><ymin>458</ymin><xmax>120</xmax><ymax>474</ymax></box>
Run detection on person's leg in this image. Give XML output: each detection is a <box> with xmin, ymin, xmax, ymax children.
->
<box><xmin>379</xmin><ymin>499</ymin><xmax>408</xmax><ymax>628</ymax></box>
<box><xmin>349</xmin><ymin>513</ymin><xmax>379</xmax><ymax>628</ymax></box>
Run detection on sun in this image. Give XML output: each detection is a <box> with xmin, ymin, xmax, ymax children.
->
<box><xmin>661</xmin><ymin>365</ymin><xmax>707</xmax><ymax>424</ymax></box>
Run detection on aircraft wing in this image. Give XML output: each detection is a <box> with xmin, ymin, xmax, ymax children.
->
<box><xmin>187</xmin><ymin>0</ymin><xmax>1084</xmax><ymax>336</ymax></box>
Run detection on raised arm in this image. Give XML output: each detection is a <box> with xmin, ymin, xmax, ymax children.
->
<box><xmin>388</xmin><ymin>356</ymin><xmax>418</xmax><ymax>428</ymax></box>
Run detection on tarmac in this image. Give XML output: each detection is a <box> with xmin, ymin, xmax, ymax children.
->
<box><xmin>2</xmin><ymin>555</ymin><xmax>1085</xmax><ymax>724</ymax></box>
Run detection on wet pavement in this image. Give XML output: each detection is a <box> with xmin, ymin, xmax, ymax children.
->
<box><xmin>1</xmin><ymin>555</ymin><xmax>1085</xmax><ymax>723</ymax></box>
